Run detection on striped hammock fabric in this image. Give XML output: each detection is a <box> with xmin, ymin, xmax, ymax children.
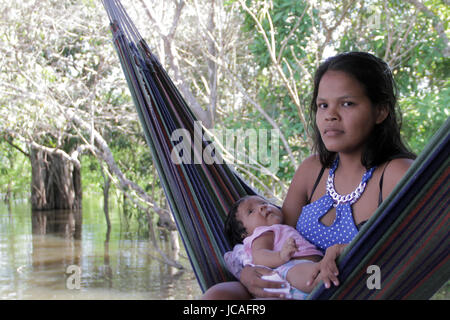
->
<box><xmin>102</xmin><ymin>0</ymin><xmax>449</xmax><ymax>298</ymax></box>
<box><xmin>102</xmin><ymin>0</ymin><xmax>253</xmax><ymax>291</ymax></box>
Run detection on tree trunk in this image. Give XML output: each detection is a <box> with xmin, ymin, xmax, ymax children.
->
<box><xmin>100</xmin><ymin>164</ymin><xmax>111</xmax><ymax>231</ymax></box>
<box><xmin>30</xmin><ymin>146</ymin><xmax>82</xmax><ymax>210</ymax></box>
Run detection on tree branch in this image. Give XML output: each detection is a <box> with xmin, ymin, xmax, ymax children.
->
<box><xmin>64</xmin><ymin>108</ymin><xmax>176</xmax><ymax>231</ymax></box>
<box><xmin>238</xmin><ymin>0</ymin><xmax>311</xmax><ymax>145</ymax></box>
<box><xmin>404</xmin><ymin>0</ymin><xmax>449</xmax><ymax>57</ymax></box>
<box><xmin>2</xmin><ymin>134</ymin><xmax>30</xmax><ymax>157</ymax></box>
<box><xmin>138</xmin><ymin>0</ymin><xmax>210</xmax><ymax>127</ymax></box>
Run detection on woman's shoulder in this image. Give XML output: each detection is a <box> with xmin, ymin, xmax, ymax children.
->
<box><xmin>290</xmin><ymin>154</ymin><xmax>324</xmax><ymax>190</ymax></box>
<box><xmin>295</xmin><ymin>154</ymin><xmax>323</xmax><ymax>175</ymax></box>
<box><xmin>289</xmin><ymin>154</ymin><xmax>325</xmax><ymax>186</ymax></box>
<box><xmin>380</xmin><ymin>157</ymin><xmax>414</xmax><ymax>197</ymax></box>
<box><xmin>383</xmin><ymin>157</ymin><xmax>413</xmax><ymax>179</ymax></box>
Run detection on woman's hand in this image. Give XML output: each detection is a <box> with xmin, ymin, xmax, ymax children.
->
<box><xmin>240</xmin><ymin>265</ymin><xmax>288</xmax><ymax>299</ymax></box>
<box><xmin>319</xmin><ymin>244</ymin><xmax>347</xmax><ymax>288</ymax></box>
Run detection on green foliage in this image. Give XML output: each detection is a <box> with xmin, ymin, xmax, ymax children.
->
<box><xmin>243</xmin><ymin>0</ymin><xmax>313</xmax><ymax>70</ymax></box>
<box><xmin>400</xmin><ymin>82</ymin><xmax>449</xmax><ymax>154</ymax></box>
<box><xmin>80</xmin><ymin>154</ymin><xmax>103</xmax><ymax>192</ymax></box>
<box><xmin>110</xmin><ymin>134</ymin><xmax>156</xmax><ymax>194</ymax></box>
<box><xmin>238</xmin><ymin>0</ymin><xmax>317</xmax><ymax>184</ymax></box>
<box><xmin>336</xmin><ymin>0</ymin><xmax>449</xmax><ymax>153</ymax></box>
<box><xmin>0</xmin><ymin>142</ymin><xmax>31</xmax><ymax>200</ymax></box>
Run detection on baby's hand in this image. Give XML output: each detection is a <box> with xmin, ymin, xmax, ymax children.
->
<box><xmin>280</xmin><ymin>237</ymin><xmax>297</xmax><ymax>262</ymax></box>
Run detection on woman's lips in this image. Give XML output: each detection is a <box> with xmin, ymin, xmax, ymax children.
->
<box><xmin>324</xmin><ymin>128</ymin><xmax>344</xmax><ymax>136</ymax></box>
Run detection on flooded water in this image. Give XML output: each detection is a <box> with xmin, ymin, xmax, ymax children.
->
<box><xmin>0</xmin><ymin>197</ymin><xmax>203</xmax><ymax>300</ymax></box>
<box><xmin>2</xmin><ymin>198</ymin><xmax>447</xmax><ymax>301</ymax></box>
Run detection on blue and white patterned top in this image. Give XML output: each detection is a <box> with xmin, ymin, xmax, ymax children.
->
<box><xmin>296</xmin><ymin>158</ymin><xmax>376</xmax><ymax>252</ymax></box>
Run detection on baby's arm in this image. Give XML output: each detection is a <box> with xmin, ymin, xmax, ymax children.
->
<box><xmin>251</xmin><ymin>233</ymin><xmax>296</xmax><ymax>268</ymax></box>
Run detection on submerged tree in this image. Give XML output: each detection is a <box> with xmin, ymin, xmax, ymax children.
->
<box><xmin>0</xmin><ymin>0</ymin><xmax>176</xmax><ymax>225</ymax></box>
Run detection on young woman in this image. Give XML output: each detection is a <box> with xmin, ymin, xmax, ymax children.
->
<box><xmin>202</xmin><ymin>52</ymin><xmax>415</xmax><ymax>299</ymax></box>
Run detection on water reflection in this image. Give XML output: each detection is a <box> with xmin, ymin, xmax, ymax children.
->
<box><xmin>30</xmin><ymin>210</ymin><xmax>82</xmax><ymax>291</ymax></box>
<box><xmin>0</xmin><ymin>201</ymin><xmax>202</xmax><ymax>299</ymax></box>
<box><xmin>32</xmin><ymin>209</ymin><xmax>82</xmax><ymax>240</ymax></box>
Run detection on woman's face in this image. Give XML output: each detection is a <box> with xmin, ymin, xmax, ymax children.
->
<box><xmin>315</xmin><ymin>70</ymin><xmax>386</xmax><ymax>155</ymax></box>
<box><xmin>236</xmin><ymin>196</ymin><xmax>283</xmax><ymax>236</ymax></box>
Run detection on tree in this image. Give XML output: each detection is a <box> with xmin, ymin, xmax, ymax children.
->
<box><xmin>0</xmin><ymin>1</ymin><xmax>172</xmax><ymax>219</ymax></box>
<box><xmin>0</xmin><ymin>0</ymin><xmax>91</xmax><ymax>210</ymax></box>
<box><xmin>0</xmin><ymin>0</ymin><xmax>188</xmax><ymax>267</ymax></box>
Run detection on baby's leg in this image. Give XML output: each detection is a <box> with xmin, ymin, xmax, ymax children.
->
<box><xmin>201</xmin><ymin>281</ymin><xmax>252</xmax><ymax>300</ymax></box>
<box><xmin>285</xmin><ymin>261</ymin><xmax>319</xmax><ymax>293</ymax></box>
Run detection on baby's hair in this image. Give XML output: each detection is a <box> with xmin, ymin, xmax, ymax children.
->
<box><xmin>224</xmin><ymin>195</ymin><xmax>253</xmax><ymax>247</ymax></box>
<box><xmin>310</xmin><ymin>51</ymin><xmax>415</xmax><ymax>168</ymax></box>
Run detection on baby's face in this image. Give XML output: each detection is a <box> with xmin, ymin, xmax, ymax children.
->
<box><xmin>236</xmin><ymin>196</ymin><xmax>283</xmax><ymax>236</ymax></box>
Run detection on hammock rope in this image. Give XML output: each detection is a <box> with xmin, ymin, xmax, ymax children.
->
<box><xmin>102</xmin><ymin>0</ymin><xmax>449</xmax><ymax>298</ymax></box>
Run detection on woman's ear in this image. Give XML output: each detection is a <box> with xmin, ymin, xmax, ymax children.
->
<box><xmin>376</xmin><ymin>104</ymin><xmax>389</xmax><ymax>124</ymax></box>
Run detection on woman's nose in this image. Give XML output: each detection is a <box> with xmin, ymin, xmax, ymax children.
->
<box><xmin>325</xmin><ymin>104</ymin><xmax>339</xmax><ymax>121</ymax></box>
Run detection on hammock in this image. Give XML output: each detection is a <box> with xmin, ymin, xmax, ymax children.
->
<box><xmin>102</xmin><ymin>0</ymin><xmax>449</xmax><ymax>298</ymax></box>
<box><xmin>102</xmin><ymin>0</ymin><xmax>254</xmax><ymax>291</ymax></box>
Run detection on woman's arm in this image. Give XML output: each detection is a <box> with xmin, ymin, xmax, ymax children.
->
<box><xmin>282</xmin><ymin>155</ymin><xmax>322</xmax><ymax>227</ymax></box>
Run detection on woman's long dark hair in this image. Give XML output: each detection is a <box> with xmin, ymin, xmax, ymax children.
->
<box><xmin>310</xmin><ymin>52</ymin><xmax>415</xmax><ymax>168</ymax></box>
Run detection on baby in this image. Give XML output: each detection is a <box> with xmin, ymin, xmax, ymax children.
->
<box><xmin>224</xmin><ymin>195</ymin><xmax>323</xmax><ymax>299</ymax></box>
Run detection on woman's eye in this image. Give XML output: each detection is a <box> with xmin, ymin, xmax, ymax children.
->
<box><xmin>342</xmin><ymin>101</ymin><xmax>354</xmax><ymax>107</ymax></box>
<box><xmin>317</xmin><ymin>103</ymin><xmax>327</xmax><ymax>109</ymax></box>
